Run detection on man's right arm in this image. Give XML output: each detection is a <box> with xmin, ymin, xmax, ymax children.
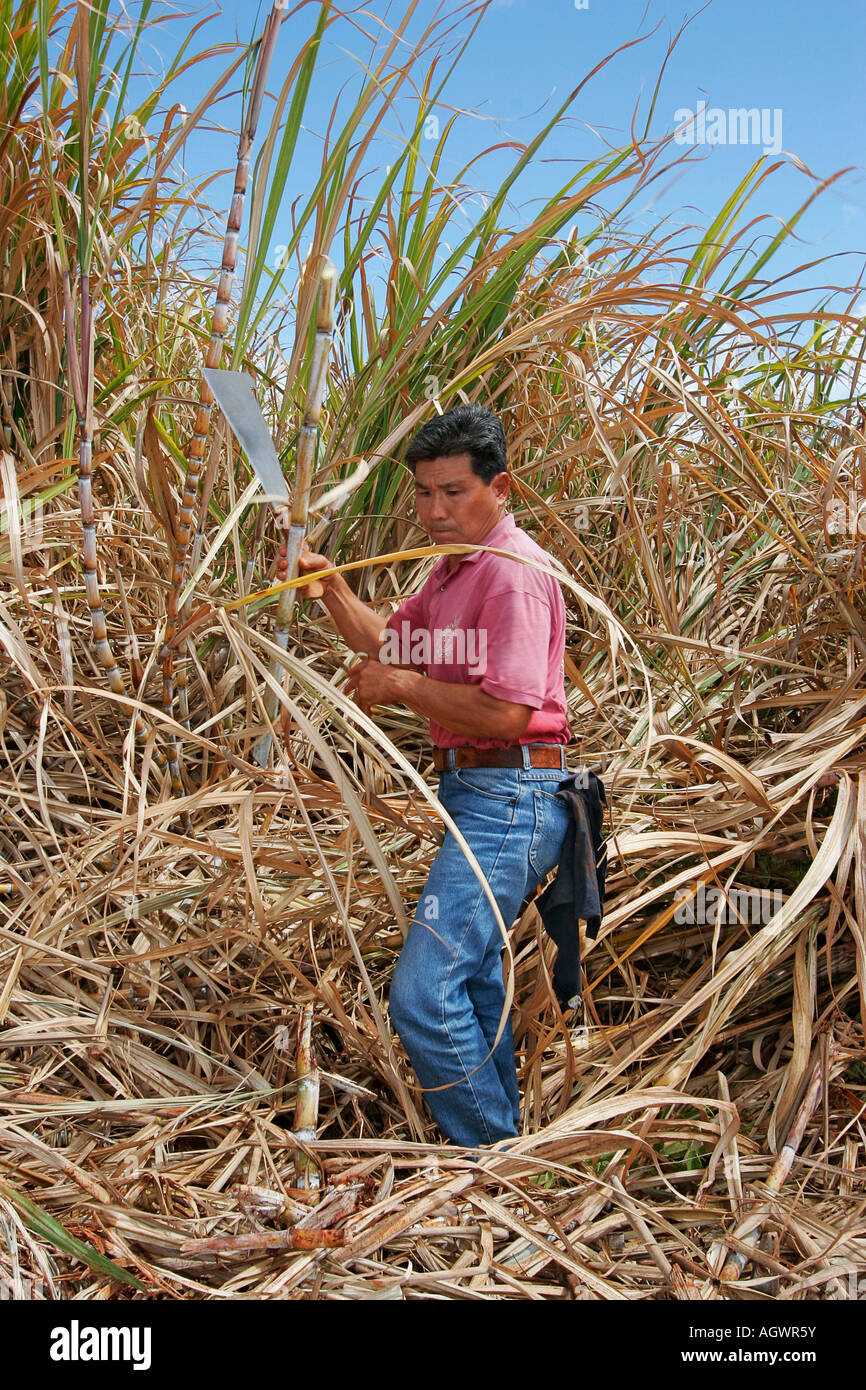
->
<box><xmin>297</xmin><ymin>551</ymin><xmax>386</xmax><ymax>659</ymax></box>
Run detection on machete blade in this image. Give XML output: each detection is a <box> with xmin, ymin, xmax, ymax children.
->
<box><xmin>203</xmin><ymin>367</ymin><xmax>290</xmax><ymax>506</ymax></box>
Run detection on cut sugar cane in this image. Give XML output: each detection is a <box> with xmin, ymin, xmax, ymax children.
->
<box><xmin>293</xmin><ymin>1003</ymin><xmax>321</xmax><ymax>1192</ymax></box>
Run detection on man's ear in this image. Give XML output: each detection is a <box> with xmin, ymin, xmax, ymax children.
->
<box><xmin>492</xmin><ymin>471</ymin><xmax>510</xmax><ymax>505</ymax></box>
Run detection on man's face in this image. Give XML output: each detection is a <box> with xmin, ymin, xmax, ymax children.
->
<box><xmin>413</xmin><ymin>454</ymin><xmax>509</xmax><ymax>546</ymax></box>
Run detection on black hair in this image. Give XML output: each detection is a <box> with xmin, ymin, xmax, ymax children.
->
<box><xmin>405</xmin><ymin>403</ymin><xmax>507</xmax><ymax>484</ymax></box>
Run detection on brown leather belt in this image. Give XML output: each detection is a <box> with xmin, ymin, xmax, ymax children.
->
<box><xmin>433</xmin><ymin>744</ymin><xmax>568</xmax><ymax>772</ymax></box>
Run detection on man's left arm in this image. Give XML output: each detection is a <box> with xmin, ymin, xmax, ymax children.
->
<box><xmin>346</xmin><ymin>663</ymin><xmax>533</xmax><ymax>741</ymax></box>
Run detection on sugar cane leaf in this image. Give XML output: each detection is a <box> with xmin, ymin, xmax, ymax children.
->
<box><xmin>0</xmin><ymin>1181</ymin><xmax>143</xmax><ymax>1290</ymax></box>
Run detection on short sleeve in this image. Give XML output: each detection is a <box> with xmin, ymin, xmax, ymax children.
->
<box><xmin>386</xmin><ymin>585</ymin><xmax>429</xmax><ymax>636</ymax></box>
<box><xmin>474</xmin><ymin>590</ymin><xmax>553</xmax><ymax>708</ymax></box>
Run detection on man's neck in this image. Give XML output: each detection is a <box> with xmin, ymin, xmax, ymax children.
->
<box><xmin>444</xmin><ymin>510</ymin><xmax>508</xmax><ymax>570</ymax></box>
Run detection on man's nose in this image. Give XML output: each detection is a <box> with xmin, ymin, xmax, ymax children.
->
<box><xmin>428</xmin><ymin>491</ymin><xmax>449</xmax><ymax>519</ymax></box>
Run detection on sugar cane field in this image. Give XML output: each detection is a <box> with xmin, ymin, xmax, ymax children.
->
<box><xmin>1</xmin><ymin>0</ymin><xmax>865</xmax><ymax>1303</ymax></box>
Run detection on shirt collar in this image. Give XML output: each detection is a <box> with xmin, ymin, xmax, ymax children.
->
<box><xmin>431</xmin><ymin>511</ymin><xmax>516</xmax><ymax>580</ymax></box>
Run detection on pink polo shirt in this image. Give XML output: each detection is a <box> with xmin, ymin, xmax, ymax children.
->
<box><xmin>384</xmin><ymin>513</ymin><xmax>570</xmax><ymax>750</ymax></box>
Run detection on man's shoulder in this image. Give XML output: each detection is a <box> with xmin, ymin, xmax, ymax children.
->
<box><xmin>480</xmin><ymin>521</ymin><xmax>563</xmax><ymax>601</ymax></box>
<box><xmin>502</xmin><ymin>521</ymin><xmax>551</xmax><ymax>561</ymax></box>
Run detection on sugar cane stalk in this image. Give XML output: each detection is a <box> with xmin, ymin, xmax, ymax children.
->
<box><xmin>160</xmin><ymin>0</ymin><xmax>288</xmax><ymax>795</ymax></box>
<box><xmin>66</xmin><ymin>273</ymin><xmax>125</xmax><ymax>693</ymax></box>
<box><xmin>292</xmin><ymin>1003</ymin><xmax>320</xmax><ymax>1191</ymax></box>
<box><xmin>65</xmin><ymin>5</ymin><xmax>162</xmax><ymax>766</ymax></box>
<box><xmin>253</xmin><ymin>257</ymin><xmax>338</xmax><ymax>767</ymax></box>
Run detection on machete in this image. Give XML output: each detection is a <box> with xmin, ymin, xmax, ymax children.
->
<box><xmin>202</xmin><ymin>367</ymin><xmax>290</xmax><ymax>508</ymax></box>
<box><xmin>203</xmin><ymin>366</ymin><xmax>324</xmax><ymax>600</ymax></box>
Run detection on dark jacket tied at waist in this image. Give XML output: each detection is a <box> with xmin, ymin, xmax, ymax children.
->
<box><xmin>536</xmin><ymin>770</ymin><xmax>607</xmax><ymax>1011</ymax></box>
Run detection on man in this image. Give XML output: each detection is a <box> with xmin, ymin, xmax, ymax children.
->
<box><xmin>298</xmin><ymin>403</ymin><xmax>571</xmax><ymax>1146</ymax></box>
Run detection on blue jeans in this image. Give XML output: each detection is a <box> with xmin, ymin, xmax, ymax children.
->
<box><xmin>389</xmin><ymin>749</ymin><xmax>571</xmax><ymax>1147</ymax></box>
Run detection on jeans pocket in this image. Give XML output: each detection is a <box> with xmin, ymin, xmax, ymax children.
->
<box><xmin>536</xmin><ymin>787</ymin><xmax>563</xmax><ymax>805</ymax></box>
<box><xmin>452</xmin><ymin>767</ymin><xmax>520</xmax><ymax>804</ymax></box>
<box><xmin>529</xmin><ymin>786</ymin><xmax>570</xmax><ymax>878</ymax></box>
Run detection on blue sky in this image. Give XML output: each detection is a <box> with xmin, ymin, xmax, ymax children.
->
<box><xmin>133</xmin><ymin>0</ymin><xmax>865</xmax><ymax>305</ymax></box>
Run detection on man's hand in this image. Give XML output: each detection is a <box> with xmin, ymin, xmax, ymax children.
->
<box><xmin>344</xmin><ymin>657</ymin><xmax>407</xmax><ymax>715</ymax></box>
<box><xmin>343</xmin><ymin>658</ymin><xmax>533</xmax><ymax>740</ymax></box>
<box><xmin>296</xmin><ymin>548</ymin><xmax>334</xmax><ymax>599</ymax></box>
<box><xmin>296</xmin><ymin>551</ymin><xmax>387</xmax><ymax>658</ymax></box>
